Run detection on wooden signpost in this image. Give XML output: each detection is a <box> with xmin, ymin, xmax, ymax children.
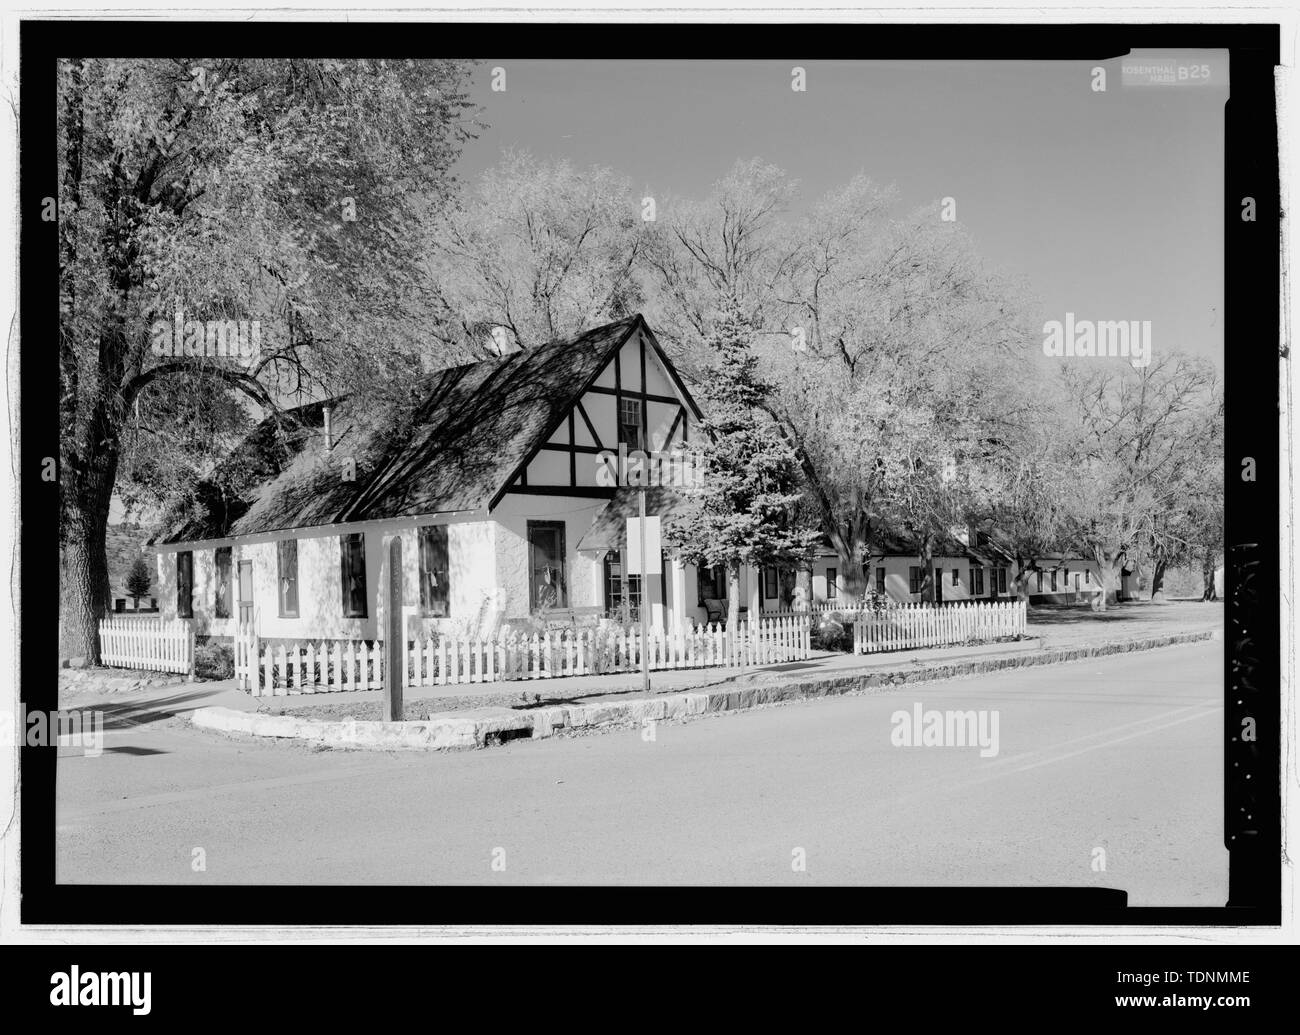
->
<box><xmin>383</xmin><ymin>535</ymin><xmax>404</xmax><ymax>722</ymax></box>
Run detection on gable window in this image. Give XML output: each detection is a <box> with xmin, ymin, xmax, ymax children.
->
<box><xmin>419</xmin><ymin>526</ymin><xmax>450</xmax><ymax>617</ymax></box>
<box><xmin>697</xmin><ymin>563</ymin><xmax>727</xmax><ymax>605</ymax></box>
<box><xmin>763</xmin><ymin>567</ymin><xmax>779</xmax><ymax>599</ymax></box>
<box><xmin>826</xmin><ymin>568</ymin><xmax>838</xmax><ymax>600</ymax></box>
<box><xmin>277</xmin><ymin>539</ymin><xmax>299</xmax><ymax>618</ymax></box>
<box><xmin>604</xmin><ymin>549</ymin><xmax>642</xmax><ymax>620</ymax></box>
<box><xmin>214</xmin><ymin>547</ymin><xmax>232</xmax><ymax>619</ymax></box>
<box><xmin>876</xmin><ymin>567</ymin><xmax>886</xmax><ymax>595</ymax></box>
<box><xmin>527</xmin><ymin>521</ymin><xmax>568</xmax><ymax>611</ymax></box>
<box><xmin>176</xmin><ymin>551</ymin><xmax>193</xmax><ymax>619</ymax></box>
<box><xmin>618</xmin><ymin>397</ymin><xmax>644</xmax><ymax>451</ymax></box>
<box><xmin>340</xmin><ymin>533</ymin><xmax>367</xmax><ymax>618</ymax></box>
<box><xmin>909</xmin><ymin>566</ymin><xmax>924</xmax><ymax>595</ymax></box>
<box><xmin>970</xmin><ymin>567</ymin><xmax>985</xmax><ymax>595</ymax></box>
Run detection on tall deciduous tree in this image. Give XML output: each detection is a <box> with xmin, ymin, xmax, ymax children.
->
<box><xmin>59</xmin><ymin>57</ymin><xmax>477</xmax><ymax>659</ymax></box>
<box><xmin>427</xmin><ymin>151</ymin><xmax>646</xmax><ymax>355</ymax></box>
<box><xmin>761</xmin><ymin>195</ymin><xmax>1038</xmax><ymax>600</ymax></box>
<box><xmin>1058</xmin><ymin>353</ymin><xmax>1220</xmax><ymax>610</ymax></box>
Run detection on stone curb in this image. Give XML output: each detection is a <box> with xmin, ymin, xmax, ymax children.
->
<box><xmin>190</xmin><ymin>629</ymin><xmax>1215</xmax><ymax>751</ymax></box>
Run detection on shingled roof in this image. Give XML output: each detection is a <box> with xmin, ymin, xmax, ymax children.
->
<box><xmin>149</xmin><ymin>316</ymin><xmax>644</xmax><ymax>546</ymax></box>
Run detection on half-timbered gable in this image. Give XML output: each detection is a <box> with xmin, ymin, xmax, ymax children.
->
<box><xmin>512</xmin><ymin>320</ymin><xmax>697</xmax><ymax>495</ymax></box>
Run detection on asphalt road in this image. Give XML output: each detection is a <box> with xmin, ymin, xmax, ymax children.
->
<box><xmin>55</xmin><ymin>641</ymin><xmax>1226</xmax><ymax>905</ymax></box>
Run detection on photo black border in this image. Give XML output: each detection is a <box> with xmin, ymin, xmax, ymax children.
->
<box><xmin>19</xmin><ymin>20</ymin><xmax>1281</xmax><ymax>927</ymax></box>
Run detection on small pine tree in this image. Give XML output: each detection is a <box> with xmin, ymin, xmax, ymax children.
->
<box><xmin>125</xmin><ymin>555</ymin><xmax>152</xmax><ymax>607</ymax></box>
<box><xmin>667</xmin><ymin>295</ymin><xmax>820</xmax><ymax>629</ymax></box>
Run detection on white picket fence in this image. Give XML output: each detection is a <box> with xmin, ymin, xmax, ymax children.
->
<box><xmin>235</xmin><ymin>616</ymin><xmax>811</xmax><ymax>697</ymax></box>
<box><xmin>98</xmin><ymin>616</ymin><xmax>196</xmax><ymax>675</ymax></box>
<box><xmin>852</xmin><ymin>600</ymin><xmax>1026</xmax><ymax>654</ymax></box>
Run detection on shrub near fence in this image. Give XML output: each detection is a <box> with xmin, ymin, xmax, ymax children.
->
<box><xmin>97</xmin><ymin>616</ymin><xmax>195</xmax><ymax>676</ymax></box>
<box><xmin>853</xmin><ymin>600</ymin><xmax>1026</xmax><ymax>654</ymax></box>
<box><xmin>235</xmin><ymin>616</ymin><xmax>811</xmax><ymax>697</ymax></box>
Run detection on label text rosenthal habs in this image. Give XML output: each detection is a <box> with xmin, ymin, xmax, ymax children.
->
<box><xmin>50</xmin><ymin>967</ymin><xmax>151</xmax><ymax>1015</ymax></box>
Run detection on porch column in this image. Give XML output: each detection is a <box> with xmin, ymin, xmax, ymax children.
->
<box><xmin>671</xmin><ymin>554</ymin><xmax>688</xmax><ymax>631</ymax></box>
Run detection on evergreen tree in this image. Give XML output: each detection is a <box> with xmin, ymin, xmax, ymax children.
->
<box><xmin>125</xmin><ymin>555</ymin><xmax>152</xmax><ymax>607</ymax></box>
<box><xmin>667</xmin><ymin>296</ymin><xmax>820</xmax><ymax>629</ymax></box>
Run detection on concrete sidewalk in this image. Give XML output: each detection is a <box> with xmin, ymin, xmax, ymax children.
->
<box><xmin>248</xmin><ymin>636</ymin><xmax>1048</xmax><ymax>715</ymax></box>
<box><xmin>74</xmin><ymin>601</ymin><xmax>1225</xmax><ymax>728</ymax></box>
<box><xmin>192</xmin><ymin>627</ymin><xmax>1220</xmax><ymax>750</ymax></box>
<box><xmin>65</xmin><ymin>638</ymin><xmax>1044</xmax><ymax>724</ymax></box>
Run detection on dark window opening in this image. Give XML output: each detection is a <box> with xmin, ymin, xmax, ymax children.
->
<box><xmin>528</xmin><ymin>521</ymin><xmax>568</xmax><ymax>611</ymax></box>
<box><xmin>277</xmin><ymin>539</ymin><xmax>299</xmax><ymax>618</ymax></box>
<box><xmin>214</xmin><ymin>547</ymin><xmax>232</xmax><ymax>619</ymax></box>
<box><xmin>340</xmin><ymin>533</ymin><xmax>367</xmax><ymax>618</ymax></box>
<box><xmin>697</xmin><ymin>563</ymin><xmax>727</xmax><ymax>605</ymax></box>
<box><xmin>419</xmin><ymin>525</ymin><xmax>450</xmax><ymax>617</ymax></box>
<box><xmin>176</xmin><ymin>550</ymin><xmax>193</xmax><ymax>619</ymax></box>
<box><xmin>604</xmin><ymin>549</ymin><xmax>642</xmax><ymax>620</ymax></box>
<box><xmin>826</xmin><ymin>568</ymin><xmax>838</xmax><ymax>599</ymax></box>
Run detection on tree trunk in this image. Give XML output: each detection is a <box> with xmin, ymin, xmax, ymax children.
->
<box><xmin>1013</xmin><ymin>560</ymin><xmax>1035</xmax><ymax>602</ymax></box>
<box><xmin>60</xmin><ymin>495</ymin><xmax>114</xmax><ymax>662</ymax></box>
<box><xmin>794</xmin><ymin>566</ymin><xmax>812</xmax><ymax>611</ymax></box>
<box><xmin>1149</xmin><ymin>555</ymin><xmax>1168</xmax><ymax>602</ymax></box>
<box><xmin>778</xmin><ymin>566</ymin><xmax>796</xmax><ymax>609</ymax></box>
<box><xmin>1201</xmin><ymin>547</ymin><xmax>1218</xmax><ymax>601</ymax></box>
<box><xmin>61</xmin><ymin>320</ymin><xmax>128</xmax><ymax>662</ymax></box>
<box><xmin>726</xmin><ymin>559</ymin><xmax>741</xmax><ymax>630</ymax></box>
<box><xmin>1093</xmin><ymin>551</ymin><xmax>1125</xmax><ymax>612</ymax></box>
<box><xmin>838</xmin><ymin>540</ymin><xmax>868</xmax><ymax>605</ymax></box>
<box><xmin>917</xmin><ymin>540</ymin><xmax>936</xmax><ymax>604</ymax></box>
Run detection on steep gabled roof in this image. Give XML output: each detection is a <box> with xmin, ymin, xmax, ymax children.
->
<box><xmin>149</xmin><ymin>316</ymin><xmax>643</xmax><ymax>546</ymax></box>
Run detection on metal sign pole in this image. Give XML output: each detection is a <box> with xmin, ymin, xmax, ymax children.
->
<box><xmin>639</xmin><ymin>485</ymin><xmax>650</xmax><ymax>695</ymax></box>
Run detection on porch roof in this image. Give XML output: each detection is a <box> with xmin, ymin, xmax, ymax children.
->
<box><xmin>574</xmin><ymin>486</ymin><xmax>689</xmax><ymax>554</ymax></box>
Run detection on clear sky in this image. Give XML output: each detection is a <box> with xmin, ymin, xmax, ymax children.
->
<box><xmin>454</xmin><ymin>56</ymin><xmax>1227</xmax><ymax>365</ymax></box>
